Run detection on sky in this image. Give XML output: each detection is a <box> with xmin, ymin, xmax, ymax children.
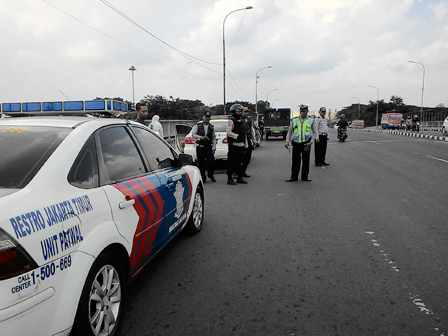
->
<box><xmin>1</xmin><ymin>0</ymin><xmax>448</xmax><ymax>114</ymax></box>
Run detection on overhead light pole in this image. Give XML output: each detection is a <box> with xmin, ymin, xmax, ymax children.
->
<box><xmin>271</xmin><ymin>99</ymin><xmax>281</xmax><ymax>108</ymax></box>
<box><xmin>255</xmin><ymin>65</ymin><xmax>271</xmax><ymax>114</ymax></box>
<box><xmin>129</xmin><ymin>66</ymin><xmax>137</xmax><ymax>106</ymax></box>
<box><xmin>223</xmin><ymin>6</ymin><xmax>253</xmax><ymax>114</ymax></box>
<box><xmin>351</xmin><ymin>96</ymin><xmax>361</xmax><ymax>118</ymax></box>
<box><xmin>368</xmin><ymin>85</ymin><xmax>379</xmax><ymax>127</ymax></box>
<box><xmin>266</xmin><ymin>88</ymin><xmax>278</xmax><ymax>108</ymax></box>
<box><xmin>407</xmin><ymin>60</ymin><xmax>425</xmax><ymax>120</ymax></box>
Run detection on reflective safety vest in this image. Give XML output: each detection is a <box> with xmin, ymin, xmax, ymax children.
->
<box><xmin>292</xmin><ymin>117</ymin><xmax>313</xmax><ymax>143</ymax></box>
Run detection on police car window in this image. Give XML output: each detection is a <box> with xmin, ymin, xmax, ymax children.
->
<box><xmin>0</xmin><ymin>126</ymin><xmax>71</xmax><ymax>189</ymax></box>
<box><xmin>211</xmin><ymin>121</ymin><xmax>228</xmax><ymax>132</ymax></box>
<box><xmin>131</xmin><ymin>126</ymin><xmax>177</xmax><ymax>171</ymax></box>
<box><xmin>68</xmin><ymin>135</ymin><xmax>99</xmax><ymax>189</ymax></box>
<box><xmin>97</xmin><ymin>126</ymin><xmax>145</xmax><ymax>183</ymax></box>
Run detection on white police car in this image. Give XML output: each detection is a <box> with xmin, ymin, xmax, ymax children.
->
<box><xmin>442</xmin><ymin>116</ymin><xmax>448</xmax><ymax>136</ymax></box>
<box><xmin>183</xmin><ymin>118</ymin><xmax>231</xmax><ymax>161</ymax></box>
<box><xmin>0</xmin><ymin>113</ymin><xmax>203</xmax><ymax>335</ymax></box>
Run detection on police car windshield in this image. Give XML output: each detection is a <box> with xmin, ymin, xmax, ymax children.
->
<box><xmin>0</xmin><ymin>126</ymin><xmax>71</xmax><ymax>188</ymax></box>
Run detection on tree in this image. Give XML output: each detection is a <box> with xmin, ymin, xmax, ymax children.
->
<box><xmin>389</xmin><ymin>95</ymin><xmax>407</xmax><ymax>114</ymax></box>
<box><xmin>390</xmin><ymin>95</ymin><xmax>404</xmax><ymax>105</ymax></box>
<box><xmin>140</xmin><ymin>95</ymin><xmax>206</xmax><ymax>120</ymax></box>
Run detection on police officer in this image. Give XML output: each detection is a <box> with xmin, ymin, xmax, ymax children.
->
<box><xmin>226</xmin><ymin>104</ymin><xmax>248</xmax><ymax>185</ymax></box>
<box><xmin>241</xmin><ymin>107</ymin><xmax>255</xmax><ymax>178</ymax></box>
<box><xmin>314</xmin><ymin>107</ymin><xmax>330</xmax><ymax>166</ymax></box>
<box><xmin>192</xmin><ymin>111</ymin><xmax>216</xmax><ymax>182</ymax></box>
<box><xmin>285</xmin><ymin>104</ymin><xmax>317</xmax><ymax>182</ymax></box>
<box><xmin>133</xmin><ymin>102</ymin><xmax>149</xmax><ymax>125</ymax></box>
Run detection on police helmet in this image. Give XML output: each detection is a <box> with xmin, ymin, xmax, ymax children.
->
<box><xmin>340</xmin><ymin>114</ymin><xmax>345</xmax><ymax>119</ymax></box>
<box><xmin>230</xmin><ymin>104</ymin><xmax>244</xmax><ymax>113</ymax></box>
<box><xmin>299</xmin><ymin>104</ymin><xmax>309</xmax><ymax>111</ymax></box>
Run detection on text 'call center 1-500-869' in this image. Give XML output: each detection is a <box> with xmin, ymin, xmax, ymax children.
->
<box><xmin>11</xmin><ymin>255</ymin><xmax>72</xmax><ymax>294</ymax></box>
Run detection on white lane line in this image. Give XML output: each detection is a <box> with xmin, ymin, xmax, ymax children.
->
<box><xmin>426</xmin><ymin>155</ymin><xmax>448</xmax><ymax>164</ymax></box>
<box><xmin>365</xmin><ymin>231</ymin><xmax>446</xmax><ymax>335</ymax></box>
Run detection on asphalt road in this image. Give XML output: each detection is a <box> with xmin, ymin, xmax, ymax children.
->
<box><xmin>120</xmin><ymin>129</ymin><xmax>448</xmax><ymax>336</ymax></box>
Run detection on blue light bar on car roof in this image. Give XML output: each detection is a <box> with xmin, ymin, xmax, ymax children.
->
<box><xmin>1</xmin><ymin>99</ymin><xmax>128</xmax><ymax>114</ymax></box>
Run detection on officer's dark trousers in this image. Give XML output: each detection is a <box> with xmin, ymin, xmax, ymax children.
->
<box><xmin>196</xmin><ymin>146</ymin><xmax>214</xmax><ymax>180</ymax></box>
<box><xmin>314</xmin><ymin>135</ymin><xmax>328</xmax><ymax>165</ymax></box>
<box><xmin>242</xmin><ymin>144</ymin><xmax>253</xmax><ymax>174</ymax></box>
<box><xmin>291</xmin><ymin>141</ymin><xmax>310</xmax><ymax>180</ymax></box>
<box><xmin>227</xmin><ymin>145</ymin><xmax>245</xmax><ymax>178</ymax></box>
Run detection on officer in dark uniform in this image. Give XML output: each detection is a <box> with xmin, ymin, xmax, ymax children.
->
<box><xmin>226</xmin><ymin>104</ymin><xmax>247</xmax><ymax>185</ymax></box>
<box><xmin>192</xmin><ymin>111</ymin><xmax>216</xmax><ymax>182</ymax></box>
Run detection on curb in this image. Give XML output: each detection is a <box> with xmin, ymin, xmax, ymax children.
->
<box><xmin>357</xmin><ymin>128</ymin><xmax>448</xmax><ymax>142</ymax></box>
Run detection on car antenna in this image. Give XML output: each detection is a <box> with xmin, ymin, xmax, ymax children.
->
<box><xmin>58</xmin><ymin>88</ymin><xmax>70</xmax><ymax>101</ymax></box>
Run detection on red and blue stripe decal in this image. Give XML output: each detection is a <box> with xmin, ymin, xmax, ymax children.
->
<box><xmin>112</xmin><ymin>175</ymin><xmax>164</xmax><ymax>276</ymax></box>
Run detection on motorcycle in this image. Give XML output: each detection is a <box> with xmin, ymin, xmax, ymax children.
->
<box><xmin>414</xmin><ymin>121</ymin><xmax>420</xmax><ymax>132</ymax></box>
<box><xmin>406</xmin><ymin>120</ymin><xmax>420</xmax><ymax>131</ymax></box>
<box><xmin>338</xmin><ymin>128</ymin><xmax>348</xmax><ymax>142</ymax></box>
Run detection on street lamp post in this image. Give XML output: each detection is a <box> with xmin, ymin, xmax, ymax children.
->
<box><xmin>129</xmin><ymin>66</ymin><xmax>137</xmax><ymax>106</ymax></box>
<box><xmin>255</xmin><ymin>66</ymin><xmax>271</xmax><ymax>114</ymax></box>
<box><xmin>223</xmin><ymin>6</ymin><xmax>253</xmax><ymax>114</ymax></box>
<box><xmin>271</xmin><ymin>99</ymin><xmax>280</xmax><ymax>108</ymax></box>
<box><xmin>266</xmin><ymin>88</ymin><xmax>278</xmax><ymax>108</ymax></box>
<box><xmin>351</xmin><ymin>96</ymin><xmax>360</xmax><ymax>118</ymax></box>
<box><xmin>408</xmin><ymin>60</ymin><xmax>425</xmax><ymax>120</ymax></box>
<box><xmin>368</xmin><ymin>86</ymin><xmax>379</xmax><ymax>127</ymax></box>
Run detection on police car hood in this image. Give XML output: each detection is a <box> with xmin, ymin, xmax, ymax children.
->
<box><xmin>0</xmin><ymin>188</ymin><xmax>20</xmax><ymax>198</ymax></box>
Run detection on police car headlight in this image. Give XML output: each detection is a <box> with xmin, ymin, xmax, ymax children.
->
<box><xmin>0</xmin><ymin>228</ymin><xmax>38</xmax><ymax>280</ymax></box>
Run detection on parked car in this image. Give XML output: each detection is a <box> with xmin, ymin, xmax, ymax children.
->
<box><xmin>184</xmin><ymin>118</ymin><xmax>230</xmax><ymax>161</ymax></box>
<box><xmin>0</xmin><ymin>116</ymin><xmax>204</xmax><ymax>336</ymax></box>
<box><xmin>442</xmin><ymin>116</ymin><xmax>448</xmax><ymax>136</ymax></box>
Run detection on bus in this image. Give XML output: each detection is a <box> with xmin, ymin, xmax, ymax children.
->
<box><xmin>381</xmin><ymin>113</ymin><xmax>403</xmax><ymax>129</ymax></box>
<box><xmin>351</xmin><ymin>119</ymin><xmax>365</xmax><ymax>129</ymax></box>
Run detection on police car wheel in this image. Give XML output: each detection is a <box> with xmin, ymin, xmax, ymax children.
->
<box><xmin>185</xmin><ymin>187</ymin><xmax>204</xmax><ymax>234</ymax></box>
<box><xmin>72</xmin><ymin>253</ymin><xmax>126</xmax><ymax>336</ymax></box>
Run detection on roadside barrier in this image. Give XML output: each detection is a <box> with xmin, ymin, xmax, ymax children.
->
<box><xmin>355</xmin><ymin>128</ymin><xmax>448</xmax><ymax>142</ymax></box>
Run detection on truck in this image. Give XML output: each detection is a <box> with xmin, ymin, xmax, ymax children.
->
<box><xmin>263</xmin><ymin>108</ymin><xmax>291</xmax><ymax>140</ymax></box>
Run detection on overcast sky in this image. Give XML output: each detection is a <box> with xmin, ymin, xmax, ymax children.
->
<box><xmin>1</xmin><ymin>0</ymin><xmax>448</xmax><ymax>113</ymax></box>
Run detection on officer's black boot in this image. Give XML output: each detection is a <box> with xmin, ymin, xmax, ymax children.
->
<box><xmin>227</xmin><ymin>177</ymin><xmax>237</xmax><ymax>185</ymax></box>
<box><xmin>236</xmin><ymin>177</ymin><xmax>248</xmax><ymax>184</ymax></box>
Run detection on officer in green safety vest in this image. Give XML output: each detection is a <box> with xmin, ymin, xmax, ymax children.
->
<box><xmin>285</xmin><ymin>104</ymin><xmax>317</xmax><ymax>182</ymax></box>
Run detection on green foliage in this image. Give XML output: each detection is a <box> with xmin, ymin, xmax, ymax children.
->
<box><xmin>139</xmin><ymin>95</ymin><xmax>206</xmax><ymax>120</ymax></box>
<box><xmin>133</xmin><ymin>95</ymin><xmax>257</xmax><ymax>120</ymax></box>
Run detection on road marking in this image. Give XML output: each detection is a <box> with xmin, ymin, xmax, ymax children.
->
<box><xmin>365</xmin><ymin>231</ymin><xmax>446</xmax><ymax>335</ymax></box>
<box><xmin>331</xmin><ymin>140</ymin><xmax>414</xmax><ymax>144</ymax></box>
<box><xmin>426</xmin><ymin>155</ymin><xmax>448</xmax><ymax>164</ymax></box>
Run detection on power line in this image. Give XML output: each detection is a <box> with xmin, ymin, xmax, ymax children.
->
<box><xmin>226</xmin><ymin>10</ymin><xmax>247</xmax><ymax>55</ymax></box>
<box><xmin>99</xmin><ymin>0</ymin><xmax>253</xmax><ymax>99</ymax></box>
<box><xmin>226</xmin><ymin>68</ymin><xmax>249</xmax><ymax>97</ymax></box>
<box><xmin>41</xmin><ymin>0</ymin><xmax>219</xmax><ymax>81</ymax></box>
<box><xmin>99</xmin><ymin>0</ymin><xmax>222</xmax><ymax>73</ymax></box>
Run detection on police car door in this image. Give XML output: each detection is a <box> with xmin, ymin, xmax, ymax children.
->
<box><xmin>130</xmin><ymin>126</ymin><xmax>192</xmax><ymax>242</ymax></box>
<box><xmin>95</xmin><ymin>125</ymin><xmax>166</xmax><ymax>277</ymax></box>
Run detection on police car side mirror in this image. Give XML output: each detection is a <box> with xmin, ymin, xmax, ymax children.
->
<box><xmin>179</xmin><ymin>153</ymin><xmax>194</xmax><ymax>166</ymax></box>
